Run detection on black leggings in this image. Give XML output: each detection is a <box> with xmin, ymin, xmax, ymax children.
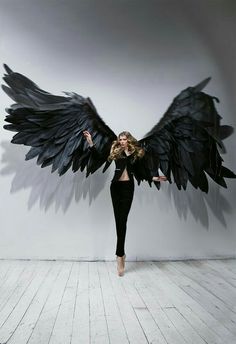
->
<box><xmin>110</xmin><ymin>180</ymin><xmax>135</xmax><ymax>257</ymax></box>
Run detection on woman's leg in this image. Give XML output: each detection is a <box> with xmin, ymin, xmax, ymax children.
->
<box><xmin>110</xmin><ymin>180</ymin><xmax>134</xmax><ymax>257</ymax></box>
<box><xmin>110</xmin><ymin>182</ymin><xmax>121</xmax><ymax>236</ymax></box>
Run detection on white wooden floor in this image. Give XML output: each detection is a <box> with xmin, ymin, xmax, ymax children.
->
<box><xmin>0</xmin><ymin>259</ymin><xmax>236</xmax><ymax>344</ymax></box>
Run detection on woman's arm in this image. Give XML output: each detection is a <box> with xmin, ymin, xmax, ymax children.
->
<box><xmin>83</xmin><ymin>130</ymin><xmax>94</xmax><ymax>147</ymax></box>
<box><xmin>83</xmin><ymin>130</ymin><xmax>101</xmax><ymax>159</ymax></box>
<box><xmin>151</xmin><ymin>166</ymin><xmax>167</xmax><ymax>182</ymax></box>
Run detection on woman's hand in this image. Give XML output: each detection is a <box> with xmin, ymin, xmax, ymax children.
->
<box><xmin>152</xmin><ymin>176</ymin><xmax>167</xmax><ymax>182</ymax></box>
<box><xmin>83</xmin><ymin>130</ymin><xmax>94</xmax><ymax>146</ymax></box>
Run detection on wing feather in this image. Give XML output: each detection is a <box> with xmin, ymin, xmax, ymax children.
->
<box><xmin>2</xmin><ymin>64</ymin><xmax>117</xmax><ymax>176</ymax></box>
<box><xmin>138</xmin><ymin>78</ymin><xmax>235</xmax><ymax>192</ymax></box>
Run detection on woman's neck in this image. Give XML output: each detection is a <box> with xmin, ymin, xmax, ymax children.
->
<box><xmin>123</xmin><ymin>148</ymin><xmax>131</xmax><ymax>156</ymax></box>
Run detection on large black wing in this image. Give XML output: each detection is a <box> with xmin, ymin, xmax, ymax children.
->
<box><xmin>137</xmin><ymin>77</ymin><xmax>236</xmax><ymax>192</ymax></box>
<box><xmin>2</xmin><ymin>64</ymin><xmax>117</xmax><ymax>176</ymax></box>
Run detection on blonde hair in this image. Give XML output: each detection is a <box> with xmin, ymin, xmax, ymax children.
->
<box><xmin>108</xmin><ymin>131</ymin><xmax>145</xmax><ymax>162</ymax></box>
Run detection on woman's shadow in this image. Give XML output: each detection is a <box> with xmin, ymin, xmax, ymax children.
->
<box><xmin>0</xmin><ymin>141</ymin><xmax>234</xmax><ymax>228</ymax></box>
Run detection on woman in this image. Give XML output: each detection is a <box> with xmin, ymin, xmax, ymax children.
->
<box><xmin>2</xmin><ymin>65</ymin><xmax>235</xmax><ymax>275</ymax></box>
<box><xmin>83</xmin><ymin>130</ymin><xmax>167</xmax><ymax>276</ymax></box>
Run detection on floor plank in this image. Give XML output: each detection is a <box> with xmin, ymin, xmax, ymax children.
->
<box><xmin>0</xmin><ymin>259</ymin><xmax>235</xmax><ymax>344</ymax></box>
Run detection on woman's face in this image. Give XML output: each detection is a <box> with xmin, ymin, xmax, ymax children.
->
<box><xmin>118</xmin><ymin>135</ymin><xmax>128</xmax><ymax>149</ymax></box>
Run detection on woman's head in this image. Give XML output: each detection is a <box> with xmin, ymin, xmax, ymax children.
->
<box><xmin>108</xmin><ymin>131</ymin><xmax>145</xmax><ymax>161</ymax></box>
<box><xmin>117</xmin><ymin>131</ymin><xmax>136</xmax><ymax>149</ymax></box>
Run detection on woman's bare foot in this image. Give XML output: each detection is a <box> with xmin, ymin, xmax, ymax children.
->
<box><xmin>122</xmin><ymin>254</ymin><xmax>126</xmax><ymax>269</ymax></box>
<box><xmin>116</xmin><ymin>255</ymin><xmax>125</xmax><ymax>276</ymax></box>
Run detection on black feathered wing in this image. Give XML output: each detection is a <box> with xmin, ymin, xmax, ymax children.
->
<box><xmin>2</xmin><ymin>64</ymin><xmax>117</xmax><ymax>176</ymax></box>
<box><xmin>137</xmin><ymin>77</ymin><xmax>236</xmax><ymax>192</ymax></box>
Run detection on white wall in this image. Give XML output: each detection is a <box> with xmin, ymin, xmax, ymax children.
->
<box><xmin>0</xmin><ymin>0</ymin><xmax>235</xmax><ymax>260</ymax></box>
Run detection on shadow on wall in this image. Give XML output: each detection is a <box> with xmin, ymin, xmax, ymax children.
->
<box><xmin>167</xmin><ymin>182</ymin><xmax>231</xmax><ymax>229</ymax></box>
<box><xmin>0</xmin><ymin>141</ymin><xmax>109</xmax><ymax>212</ymax></box>
<box><xmin>1</xmin><ymin>141</ymin><xmax>234</xmax><ymax>229</ymax></box>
